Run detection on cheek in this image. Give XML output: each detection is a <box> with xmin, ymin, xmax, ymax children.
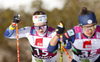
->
<box><xmin>83</xmin><ymin>30</ymin><xmax>87</xmax><ymax>34</ymax></box>
<box><xmin>88</xmin><ymin>30</ymin><xmax>95</xmax><ymax>34</ymax></box>
<box><xmin>83</xmin><ymin>29</ymin><xmax>90</xmax><ymax>35</ymax></box>
<box><xmin>91</xmin><ymin>30</ymin><xmax>95</xmax><ymax>34</ymax></box>
<box><xmin>35</xmin><ymin>30</ymin><xmax>39</xmax><ymax>32</ymax></box>
<box><xmin>42</xmin><ymin>28</ymin><xmax>46</xmax><ymax>32</ymax></box>
<box><xmin>44</xmin><ymin>28</ymin><xmax>47</xmax><ymax>31</ymax></box>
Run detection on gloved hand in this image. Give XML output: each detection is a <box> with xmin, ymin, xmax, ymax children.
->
<box><xmin>12</xmin><ymin>14</ymin><xmax>21</xmax><ymax>26</ymax></box>
<box><xmin>9</xmin><ymin>14</ymin><xmax>21</xmax><ymax>30</ymax></box>
<box><xmin>56</xmin><ymin>21</ymin><xmax>65</xmax><ymax>35</ymax></box>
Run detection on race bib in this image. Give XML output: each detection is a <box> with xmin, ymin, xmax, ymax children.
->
<box><xmin>31</xmin><ymin>46</ymin><xmax>57</xmax><ymax>59</ymax></box>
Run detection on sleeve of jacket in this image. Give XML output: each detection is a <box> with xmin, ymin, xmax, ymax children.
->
<box><xmin>4</xmin><ymin>26</ymin><xmax>31</xmax><ymax>39</ymax></box>
<box><xmin>63</xmin><ymin>28</ymin><xmax>75</xmax><ymax>49</ymax></box>
<box><xmin>47</xmin><ymin>43</ymin><xmax>58</xmax><ymax>53</ymax></box>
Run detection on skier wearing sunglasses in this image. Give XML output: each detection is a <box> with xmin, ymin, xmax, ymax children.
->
<box><xmin>4</xmin><ymin>11</ymin><xmax>58</xmax><ymax>62</ymax></box>
<box><xmin>48</xmin><ymin>7</ymin><xmax>100</xmax><ymax>62</ymax></box>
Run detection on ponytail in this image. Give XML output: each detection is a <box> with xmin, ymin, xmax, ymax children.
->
<box><xmin>79</xmin><ymin>7</ymin><xmax>93</xmax><ymax>16</ymax></box>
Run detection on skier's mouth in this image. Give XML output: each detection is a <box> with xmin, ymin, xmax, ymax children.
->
<box><xmin>40</xmin><ymin>31</ymin><xmax>44</xmax><ymax>33</ymax></box>
<box><xmin>87</xmin><ymin>33</ymin><xmax>92</xmax><ymax>36</ymax></box>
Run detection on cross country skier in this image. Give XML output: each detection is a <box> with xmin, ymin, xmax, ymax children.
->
<box><xmin>4</xmin><ymin>11</ymin><xmax>58</xmax><ymax>62</ymax></box>
<box><xmin>47</xmin><ymin>7</ymin><xmax>100</xmax><ymax>62</ymax></box>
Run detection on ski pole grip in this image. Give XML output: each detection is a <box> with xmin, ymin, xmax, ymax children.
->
<box><xmin>16</xmin><ymin>14</ymin><xmax>20</xmax><ymax>18</ymax></box>
<box><xmin>60</xmin><ymin>21</ymin><xmax>63</xmax><ymax>27</ymax></box>
<box><xmin>16</xmin><ymin>14</ymin><xmax>21</xmax><ymax>23</ymax></box>
<box><xmin>64</xmin><ymin>32</ymin><xmax>69</xmax><ymax>39</ymax></box>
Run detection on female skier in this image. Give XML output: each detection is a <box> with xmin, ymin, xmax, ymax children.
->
<box><xmin>47</xmin><ymin>7</ymin><xmax>100</xmax><ymax>62</ymax></box>
<box><xmin>4</xmin><ymin>11</ymin><xmax>58</xmax><ymax>62</ymax></box>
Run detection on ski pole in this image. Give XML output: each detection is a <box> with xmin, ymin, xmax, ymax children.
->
<box><xmin>60</xmin><ymin>21</ymin><xmax>63</xmax><ymax>62</ymax></box>
<box><xmin>16</xmin><ymin>14</ymin><xmax>20</xmax><ymax>62</ymax></box>
<box><xmin>60</xmin><ymin>35</ymin><xmax>63</xmax><ymax>62</ymax></box>
<box><xmin>62</xmin><ymin>46</ymin><xmax>72</xmax><ymax>61</ymax></box>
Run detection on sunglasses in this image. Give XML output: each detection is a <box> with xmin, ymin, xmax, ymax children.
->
<box><xmin>82</xmin><ymin>24</ymin><xmax>97</xmax><ymax>31</ymax></box>
<box><xmin>34</xmin><ymin>25</ymin><xmax>47</xmax><ymax>30</ymax></box>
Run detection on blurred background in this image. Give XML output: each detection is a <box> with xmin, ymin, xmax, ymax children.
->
<box><xmin>0</xmin><ymin>0</ymin><xmax>100</xmax><ymax>62</ymax></box>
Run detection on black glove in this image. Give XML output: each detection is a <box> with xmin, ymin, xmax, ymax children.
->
<box><xmin>12</xmin><ymin>14</ymin><xmax>21</xmax><ymax>23</ymax></box>
<box><xmin>56</xmin><ymin>21</ymin><xmax>65</xmax><ymax>34</ymax></box>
